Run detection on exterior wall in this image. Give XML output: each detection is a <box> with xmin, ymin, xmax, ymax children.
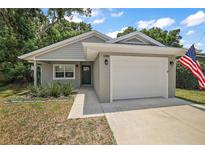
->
<box><xmin>95</xmin><ymin>52</ymin><xmax>176</xmax><ymax>103</ymax></box>
<box><xmin>41</xmin><ymin>61</ymin><xmax>95</xmax><ymax>89</ymax></box>
<box><xmin>98</xmin><ymin>53</ymin><xmax>110</xmax><ymax>102</ymax></box>
<box><xmin>40</xmin><ymin>53</ymin><xmax>176</xmax><ymax>102</ymax></box>
<box><xmin>41</xmin><ymin>61</ymin><xmax>81</xmax><ymax>88</ymax></box>
<box><xmin>168</xmin><ymin>56</ymin><xmax>176</xmax><ymax>97</ymax></box>
<box><xmin>93</xmin><ymin>55</ymin><xmax>100</xmax><ymax>98</ymax></box>
<box><xmin>36</xmin><ymin>36</ymin><xmax>105</xmax><ymax>60</ymax></box>
<box><xmin>93</xmin><ymin>53</ymin><xmax>110</xmax><ymax>103</ymax></box>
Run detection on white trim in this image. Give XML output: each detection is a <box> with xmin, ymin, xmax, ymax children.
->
<box><xmin>35</xmin><ymin>59</ymin><xmax>87</xmax><ymax>61</ymax></box>
<box><xmin>165</xmin><ymin>60</ymin><xmax>169</xmax><ymax>98</ymax></box>
<box><xmin>107</xmin><ymin>31</ymin><xmax>165</xmax><ymax>47</ymax></box>
<box><xmin>110</xmin><ymin>56</ymin><xmax>113</xmax><ymax>103</ymax></box>
<box><xmin>18</xmin><ymin>30</ymin><xmax>112</xmax><ymax>60</ymax></box>
<box><xmin>40</xmin><ymin>65</ymin><xmax>42</xmax><ymax>85</ymax></box>
<box><xmin>83</xmin><ymin>42</ymin><xmax>185</xmax><ymax>61</ymax></box>
<box><xmin>34</xmin><ymin>60</ymin><xmax>37</xmax><ymax>87</ymax></box>
<box><xmin>53</xmin><ymin>64</ymin><xmax>76</xmax><ymax>80</ymax></box>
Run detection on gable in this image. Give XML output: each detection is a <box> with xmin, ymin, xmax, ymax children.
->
<box><xmin>115</xmin><ymin>34</ymin><xmax>157</xmax><ymax>46</ymax></box>
<box><xmin>107</xmin><ymin>31</ymin><xmax>165</xmax><ymax>47</ymax></box>
<box><xmin>118</xmin><ymin>36</ymin><xmax>150</xmax><ymax>45</ymax></box>
<box><xmin>36</xmin><ymin>36</ymin><xmax>105</xmax><ymax>60</ymax></box>
<box><xmin>18</xmin><ymin>30</ymin><xmax>112</xmax><ymax>61</ymax></box>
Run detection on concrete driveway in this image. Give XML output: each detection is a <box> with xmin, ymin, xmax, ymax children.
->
<box><xmin>101</xmin><ymin>98</ymin><xmax>205</xmax><ymax>144</ymax></box>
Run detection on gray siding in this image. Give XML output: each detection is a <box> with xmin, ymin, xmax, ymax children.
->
<box><xmin>37</xmin><ymin>36</ymin><xmax>105</xmax><ymax>60</ymax></box>
<box><xmin>117</xmin><ymin>35</ymin><xmax>155</xmax><ymax>45</ymax></box>
<box><xmin>41</xmin><ymin>61</ymin><xmax>81</xmax><ymax>88</ymax></box>
<box><xmin>121</xmin><ymin>38</ymin><xmax>144</xmax><ymax>43</ymax></box>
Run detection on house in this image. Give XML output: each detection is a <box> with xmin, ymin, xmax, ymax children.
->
<box><xmin>19</xmin><ymin>30</ymin><xmax>185</xmax><ymax>103</ymax></box>
<box><xmin>197</xmin><ymin>53</ymin><xmax>205</xmax><ymax>74</ymax></box>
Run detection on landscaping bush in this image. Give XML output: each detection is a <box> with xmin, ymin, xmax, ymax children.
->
<box><xmin>46</xmin><ymin>82</ymin><xmax>61</xmax><ymax>97</ymax></box>
<box><xmin>61</xmin><ymin>82</ymin><xmax>73</xmax><ymax>96</ymax></box>
<box><xmin>28</xmin><ymin>82</ymin><xmax>73</xmax><ymax>98</ymax></box>
<box><xmin>176</xmin><ymin>63</ymin><xmax>199</xmax><ymax>89</ymax></box>
<box><xmin>28</xmin><ymin>85</ymin><xmax>48</xmax><ymax>97</ymax></box>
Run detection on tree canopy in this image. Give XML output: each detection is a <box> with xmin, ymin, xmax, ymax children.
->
<box><xmin>116</xmin><ymin>26</ymin><xmax>183</xmax><ymax>47</ymax></box>
<box><xmin>141</xmin><ymin>27</ymin><xmax>182</xmax><ymax>47</ymax></box>
<box><xmin>0</xmin><ymin>8</ymin><xmax>92</xmax><ymax>82</ymax></box>
<box><xmin>117</xmin><ymin>26</ymin><xmax>137</xmax><ymax>37</ymax></box>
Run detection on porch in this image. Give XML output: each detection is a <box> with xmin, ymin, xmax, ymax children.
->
<box><xmin>32</xmin><ymin>60</ymin><xmax>94</xmax><ymax>88</ymax></box>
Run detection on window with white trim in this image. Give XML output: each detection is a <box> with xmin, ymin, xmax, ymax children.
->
<box><xmin>53</xmin><ymin>64</ymin><xmax>75</xmax><ymax>80</ymax></box>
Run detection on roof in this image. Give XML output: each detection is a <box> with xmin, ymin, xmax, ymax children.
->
<box><xmin>83</xmin><ymin>42</ymin><xmax>185</xmax><ymax>61</ymax></box>
<box><xmin>19</xmin><ymin>30</ymin><xmax>182</xmax><ymax>61</ymax></box>
<box><xmin>18</xmin><ymin>30</ymin><xmax>112</xmax><ymax>60</ymax></box>
<box><xmin>106</xmin><ymin>31</ymin><xmax>165</xmax><ymax>47</ymax></box>
<box><xmin>197</xmin><ymin>53</ymin><xmax>205</xmax><ymax>58</ymax></box>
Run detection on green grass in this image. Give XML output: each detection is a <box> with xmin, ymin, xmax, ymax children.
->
<box><xmin>176</xmin><ymin>88</ymin><xmax>205</xmax><ymax>105</ymax></box>
<box><xmin>0</xmin><ymin>84</ymin><xmax>116</xmax><ymax>145</ymax></box>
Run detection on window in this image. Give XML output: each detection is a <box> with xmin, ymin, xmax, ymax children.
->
<box><xmin>53</xmin><ymin>64</ymin><xmax>75</xmax><ymax>80</ymax></box>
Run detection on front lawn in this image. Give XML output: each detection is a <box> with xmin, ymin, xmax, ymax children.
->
<box><xmin>0</xmin><ymin>83</ymin><xmax>28</xmax><ymax>99</ymax></box>
<box><xmin>176</xmin><ymin>88</ymin><xmax>205</xmax><ymax>105</ymax></box>
<box><xmin>0</xmin><ymin>84</ymin><xmax>116</xmax><ymax>144</ymax></box>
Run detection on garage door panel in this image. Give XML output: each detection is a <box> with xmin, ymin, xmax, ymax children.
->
<box><xmin>111</xmin><ymin>56</ymin><xmax>168</xmax><ymax>100</ymax></box>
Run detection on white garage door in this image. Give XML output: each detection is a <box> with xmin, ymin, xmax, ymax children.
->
<box><xmin>110</xmin><ymin>56</ymin><xmax>168</xmax><ymax>101</ymax></box>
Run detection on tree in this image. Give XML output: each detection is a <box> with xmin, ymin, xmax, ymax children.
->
<box><xmin>141</xmin><ymin>27</ymin><xmax>182</xmax><ymax>47</ymax></box>
<box><xmin>0</xmin><ymin>8</ymin><xmax>92</xmax><ymax>82</ymax></box>
<box><xmin>116</xmin><ymin>26</ymin><xmax>183</xmax><ymax>47</ymax></box>
<box><xmin>117</xmin><ymin>26</ymin><xmax>137</xmax><ymax>37</ymax></box>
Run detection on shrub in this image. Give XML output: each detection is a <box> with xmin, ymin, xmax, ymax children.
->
<box><xmin>61</xmin><ymin>82</ymin><xmax>73</xmax><ymax>96</ymax></box>
<box><xmin>28</xmin><ymin>82</ymin><xmax>73</xmax><ymax>98</ymax></box>
<box><xmin>176</xmin><ymin>63</ymin><xmax>199</xmax><ymax>89</ymax></box>
<box><xmin>28</xmin><ymin>85</ymin><xmax>48</xmax><ymax>97</ymax></box>
<box><xmin>46</xmin><ymin>82</ymin><xmax>61</xmax><ymax>97</ymax></box>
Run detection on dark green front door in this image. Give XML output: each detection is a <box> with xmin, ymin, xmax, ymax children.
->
<box><xmin>82</xmin><ymin>65</ymin><xmax>91</xmax><ymax>84</ymax></box>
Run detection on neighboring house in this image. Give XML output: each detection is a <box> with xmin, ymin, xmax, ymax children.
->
<box><xmin>197</xmin><ymin>53</ymin><xmax>205</xmax><ymax>74</ymax></box>
<box><xmin>19</xmin><ymin>30</ymin><xmax>184</xmax><ymax>103</ymax></box>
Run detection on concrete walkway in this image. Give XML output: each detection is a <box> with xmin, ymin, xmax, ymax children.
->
<box><xmin>101</xmin><ymin>98</ymin><xmax>205</xmax><ymax>144</ymax></box>
<box><xmin>68</xmin><ymin>87</ymin><xmax>104</xmax><ymax>119</ymax></box>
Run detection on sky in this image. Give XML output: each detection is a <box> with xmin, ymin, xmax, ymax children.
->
<box><xmin>44</xmin><ymin>8</ymin><xmax>205</xmax><ymax>53</ymax></box>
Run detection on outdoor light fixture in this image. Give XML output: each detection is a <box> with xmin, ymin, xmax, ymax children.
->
<box><xmin>76</xmin><ymin>64</ymin><xmax>78</xmax><ymax>67</ymax></box>
<box><xmin>169</xmin><ymin>61</ymin><xmax>174</xmax><ymax>66</ymax></box>
<box><xmin>104</xmin><ymin>59</ymin><xmax>108</xmax><ymax>65</ymax></box>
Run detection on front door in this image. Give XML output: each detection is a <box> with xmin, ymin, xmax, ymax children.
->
<box><xmin>82</xmin><ymin>65</ymin><xmax>91</xmax><ymax>85</ymax></box>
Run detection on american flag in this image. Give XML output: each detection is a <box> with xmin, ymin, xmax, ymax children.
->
<box><xmin>178</xmin><ymin>44</ymin><xmax>205</xmax><ymax>89</ymax></box>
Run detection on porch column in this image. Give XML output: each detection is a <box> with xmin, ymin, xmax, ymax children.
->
<box><xmin>34</xmin><ymin>60</ymin><xmax>37</xmax><ymax>87</ymax></box>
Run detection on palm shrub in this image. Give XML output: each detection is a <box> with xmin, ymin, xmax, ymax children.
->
<box><xmin>46</xmin><ymin>82</ymin><xmax>61</xmax><ymax>97</ymax></box>
<box><xmin>61</xmin><ymin>82</ymin><xmax>73</xmax><ymax>96</ymax></box>
<box><xmin>28</xmin><ymin>85</ymin><xmax>48</xmax><ymax>97</ymax></box>
<box><xmin>28</xmin><ymin>82</ymin><xmax>73</xmax><ymax>98</ymax></box>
